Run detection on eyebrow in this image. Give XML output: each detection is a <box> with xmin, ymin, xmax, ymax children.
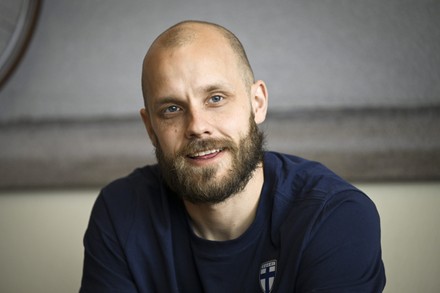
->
<box><xmin>201</xmin><ymin>82</ymin><xmax>235</xmax><ymax>94</ymax></box>
<box><xmin>152</xmin><ymin>96</ymin><xmax>181</xmax><ymax>109</ymax></box>
<box><xmin>151</xmin><ymin>82</ymin><xmax>236</xmax><ymax>108</ymax></box>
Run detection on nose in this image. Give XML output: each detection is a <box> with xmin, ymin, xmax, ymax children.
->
<box><xmin>185</xmin><ymin>108</ymin><xmax>212</xmax><ymax>139</ymax></box>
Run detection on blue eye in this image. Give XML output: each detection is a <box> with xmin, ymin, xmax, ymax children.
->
<box><xmin>209</xmin><ymin>95</ymin><xmax>224</xmax><ymax>103</ymax></box>
<box><xmin>164</xmin><ymin>105</ymin><xmax>180</xmax><ymax>113</ymax></box>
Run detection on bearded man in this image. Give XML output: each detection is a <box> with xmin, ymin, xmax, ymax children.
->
<box><xmin>80</xmin><ymin>20</ymin><xmax>386</xmax><ymax>293</ymax></box>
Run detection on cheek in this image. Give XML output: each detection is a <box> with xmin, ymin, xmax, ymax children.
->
<box><xmin>154</xmin><ymin>126</ymin><xmax>184</xmax><ymax>153</ymax></box>
<box><xmin>218</xmin><ymin>112</ymin><xmax>252</xmax><ymax>140</ymax></box>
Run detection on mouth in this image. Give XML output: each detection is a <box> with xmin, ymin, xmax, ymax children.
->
<box><xmin>188</xmin><ymin>148</ymin><xmax>224</xmax><ymax>159</ymax></box>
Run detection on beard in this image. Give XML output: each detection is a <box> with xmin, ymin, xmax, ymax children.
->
<box><xmin>155</xmin><ymin>115</ymin><xmax>265</xmax><ymax>204</ymax></box>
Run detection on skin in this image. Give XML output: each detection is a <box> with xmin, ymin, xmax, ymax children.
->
<box><xmin>140</xmin><ymin>21</ymin><xmax>269</xmax><ymax>241</ymax></box>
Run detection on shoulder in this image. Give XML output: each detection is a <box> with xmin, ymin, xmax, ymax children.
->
<box><xmin>264</xmin><ymin>153</ymin><xmax>385</xmax><ymax>290</ymax></box>
<box><xmin>263</xmin><ymin>151</ymin><xmax>360</xmax><ymax>202</ymax></box>
<box><xmin>264</xmin><ymin>152</ymin><xmax>379</xmax><ymax>234</ymax></box>
<box><xmin>89</xmin><ymin>165</ymin><xmax>163</xmax><ymax>237</ymax></box>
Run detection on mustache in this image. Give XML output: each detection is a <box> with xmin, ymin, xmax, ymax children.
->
<box><xmin>178</xmin><ymin>138</ymin><xmax>237</xmax><ymax>157</ymax></box>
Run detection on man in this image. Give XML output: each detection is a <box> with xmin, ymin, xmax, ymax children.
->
<box><xmin>80</xmin><ymin>20</ymin><xmax>385</xmax><ymax>292</ymax></box>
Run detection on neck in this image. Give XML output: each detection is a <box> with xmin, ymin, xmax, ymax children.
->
<box><xmin>183</xmin><ymin>165</ymin><xmax>264</xmax><ymax>241</ymax></box>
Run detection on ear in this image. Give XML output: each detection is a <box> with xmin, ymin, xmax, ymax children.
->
<box><xmin>140</xmin><ymin>108</ymin><xmax>158</xmax><ymax>147</ymax></box>
<box><xmin>250</xmin><ymin>80</ymin><xmax>268</xmax><ymax>124</ymax></box>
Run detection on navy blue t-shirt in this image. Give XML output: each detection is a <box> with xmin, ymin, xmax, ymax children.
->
<box><xmin>80</xmin><ymin>152</ymin><xmax>386</xmax><ymax>292</ymax></box>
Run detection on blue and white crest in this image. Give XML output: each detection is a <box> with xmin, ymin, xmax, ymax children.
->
<box><xmin>259</xmin><ymin>260</ymin><xmax>277</xmax><ymax>293</ymax></box>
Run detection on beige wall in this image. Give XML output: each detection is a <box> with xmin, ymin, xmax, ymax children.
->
<box><xmin>0</xmin><ymin>183</ymin><xmax>439</xmax><ymax>293</ymax></box>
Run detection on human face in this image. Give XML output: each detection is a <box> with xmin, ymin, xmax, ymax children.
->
<box><xmin>141</xmin><ymin>30</ymin><xmax>268</xmax><ymax>203</ymax></box>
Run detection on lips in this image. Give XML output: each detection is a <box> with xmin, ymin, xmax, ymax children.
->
<box><xmin>188</xmin><ymin>148</ymin><xmax>223</xmax><ymax>159</ymax></box>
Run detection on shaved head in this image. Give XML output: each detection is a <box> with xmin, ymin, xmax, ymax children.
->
<box><xmin>141</xmin><ymin>20</ymin><xmax>255</xmax><ymax>103</ymax></box>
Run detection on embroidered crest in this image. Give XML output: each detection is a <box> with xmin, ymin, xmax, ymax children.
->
<box><xmin>259</xmin><ymin>260</ymin><xmax>277</xmax><ymax>293</ymax></box>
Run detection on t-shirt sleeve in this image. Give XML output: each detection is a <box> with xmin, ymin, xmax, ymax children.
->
<box><xmin>296</xmin><ymin>191</ymin><xmax>386</xmax><ymax>292</ymax></box>
<box><xmin>79</xmin><ymin>191</ymin><xmax>138</xmax><ymax>293</ymax></box>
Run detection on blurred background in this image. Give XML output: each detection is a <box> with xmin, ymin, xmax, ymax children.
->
<box><xmin>0</xmin><ymin>0</ymin><xmax>439</xmax><ymax>292</ymax></box>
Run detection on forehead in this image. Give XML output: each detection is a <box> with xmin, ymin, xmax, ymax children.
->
<box><xmin>143</xmin><ymin>33</ymin><xmax>243</xmax><ymax>97</ymax></box>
